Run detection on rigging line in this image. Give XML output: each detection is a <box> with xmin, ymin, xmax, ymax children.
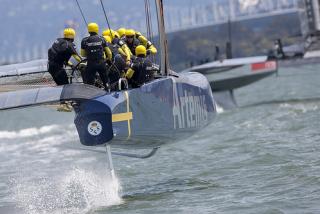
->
<box><xmin>144</xmin><ymin>0</ymin><xmax>149</xmax><ymax>38</ymax></box>
<box><xmin>147</xmin><ymin>0</ymin><xmax>154</xmax><ymax>42</ymax></box>
<box><xmin>99</xmin><ymin>0</ymin><xmax>124</xmax><ymax>79</ymax></box>
<box><xmin>148</xmin><ymin>0</ymin><xmax>153</xmax><ymax>41</ymax></box>
<box><xmin>100</xmin><ymin>0</ymin><xmax>125</xmax><ymax>76</ymax></box>
<box><xmin>99</xmin><ymin>0</ymin><xmax>122</xmax><ymax>76</ymax></box>
<box><xmin>145</xmin><ymin>0</ymin><xmax>156</xmax><ymax>62</ymax></box>
<box><xmin>144</xmin><ymin>0</ymin><xmax>150</xmax><ymax>39</ymax></box>
<box><xmin>75</xmin><ymin>0</ymin><xmax>88</xmax><ymax>25</ymax></box>
<box><xmin>145</xmin><ymin>0</ymin><xmax>153</xmax><ymax>43</ymax></box>
<box><xmin>147</xmin><ymin>0</ymin><xmax>155</xmax><ymax>44</ymax></box>
<box><xmin>99</xmin><ymin>0</ymin><xmax>113</xmax><ymax>36</ymax></box>
<box><xmin>148</xmin><ymin>0</ymin><xmax>153</xmax><ymax>38</ymax></box>
<box><xmin>156</xmin><ymin>0</ymin><xmax>170</xmax><ymax>75</ymax></box>
<box><xmin>147</xmin><ymin>0</ymin><xmax>156</xmax><ymax>62</ymax></box>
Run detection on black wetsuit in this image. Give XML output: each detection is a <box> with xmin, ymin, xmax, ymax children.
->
<box><xmin>48</xmin><ymin>38</ymin><xmax>78</xmax><ymax>85</ymax></box>
<box><xmin>81</xmin><ymin>33</ymin><xmax>108</xmax><ymax>89</ymax></box>
<box><xmin>114</xmin><ymin>39</ymin><xmax>128</xmax><ymax>72</ymax></box>
<box><xmin>126</xmin><ymin>38</ymin><xmax>140</xmax><ymax>56</ymax></box>
<box><xmin>109</xmin><ymin>40</ymin><xmax>126</xmax><ymax>71</ymax></box>
<box><xmin>106</xmin><ymin>38</ymin><xmax>127</xmax><ymax>89</ymax></box>
<box><xmin>130</xmin><ymin>56</ymin><xmax>154</xmax><ymax>87</ymax></box>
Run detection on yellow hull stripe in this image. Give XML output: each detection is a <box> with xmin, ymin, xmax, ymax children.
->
<box><xmin>111</xmin><ymin>91</ymin><xmax>132</xmax><ymax>139</ymax></box>
<box><xmin>112</xmin><ymin>112</ymin><xmax>133</xmax><ymax>122</ymax></box>
<box><xmin>125</xmin><ymin>91</ymin><xmax>131</xmax><ymax>139</ymax></box>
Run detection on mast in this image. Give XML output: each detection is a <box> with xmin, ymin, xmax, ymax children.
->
<box><xmin>226</xmin><ymin>1</ymin><xmax>233</xmax><ymax>59</ymax></box>
<box><xmin>226</xmin><ymin>17</ymin><xmax>233</xmax><ymax>59</ymax></box>
<box><xmin>155</xmin><ymin>0</ymin><xmax>170</xmax><ymax>76</ymax></box>
<box><xmin>305</xmin><ymin>0</ymin><xmax>320</xmax><ymax>34</ymax></box>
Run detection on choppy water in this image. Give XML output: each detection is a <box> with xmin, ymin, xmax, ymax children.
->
<box><xmin>0</xmin><ymin>64</ymin><xmax>320</xmax><ymax>214</ymax></box>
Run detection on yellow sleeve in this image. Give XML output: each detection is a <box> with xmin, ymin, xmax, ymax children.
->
<box><xmin>125</xmin><ymin>68</ymin><xmax>135</xmax><ymax>79</ymax></box>
<box><xmin>104</xmin><ymin>47</ymin><xmax>113</xmax><ymax>61</ymax></box>
<box><xmin>135</xmin><ymin>31</ymin><xmax>142</xmax><ymax>38</ymax></box>
<box><xmin>67</xmin><ymin>54</ymin><xmax>81</xmax><ymax>66</ymax></box>
<box><xmin>118</xmin><ymin>48</ymin><xmax>126</xmax><ymax>56</ymax></box>
<box><xmin>137</xmin><ymin>35</ymin><xmax>148</xmax><ymax>46</ymax></box>
<box><xmin>121</xmin><ymin>44</ymin><xmax>132</xmax><ymax>62</ymax></box>
<box><xmin>138</xmin><ymin>36</ymin><xmax>157</xmax><ymax>55</ymax></box>
<box><xmin>148</xmin><ymin>44</ymin><xmax>157</xmax><ymax>55</ymax></box>
<box><xmin>72</xmin><ymin>54</ymin><xmax>82</xmax><ymax>62</ymax></box>
<box><xmin>80</xmin><ymin>49</ymin><xmax>87</xmax><ymax>57</ymax></box>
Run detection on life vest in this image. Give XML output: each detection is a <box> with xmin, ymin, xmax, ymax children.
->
<box><xmin>108</xmin><ymin>43</ymin><xmax>120</xmax><ymax>60</ymax></box>
<box><xmin>126</xmin><ymin>38</ymin><xmax>140</xmax><ymax>55</ymax></box>
<box><xmin>131</xmin><ymin>57</ymin><xmax>154</xmax><ymax>86</ymax></box>
<box><xmin>48</xmin><ymin>38</ymin><xmax>75</xmax><ymax>65</ymax></box>
<box><xmin>81</xmin><ymin>35</ymin><xmax>106</xmax><ymax>62</ymax></box>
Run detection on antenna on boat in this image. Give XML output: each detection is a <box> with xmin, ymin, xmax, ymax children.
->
<box><xmin>75</xmin><ymin>0</ymin><xmax>88</xmax><ymax>26</ymax></box>
<box><xmin>155</xmin><ymin>0</ymin><xmax>170</xmax><ymax>76</ymax></box>
<box><xmin>99</xmin><ymin>0</ymin><xmax>114</xmax><ymax>37</ymax></box>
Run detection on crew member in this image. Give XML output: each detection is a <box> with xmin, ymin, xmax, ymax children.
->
<box><xmin>134</xmin><ymin>31</ymin><xmax>157</xmax><ymax>56</ymax></box>
<box><xmin>48</xmin><ymin>28</ymin><xmax>81</xmax><ymax>85</ymax></box>
<box><xmin>274</xmin><ymin>39</ymin><xmax>286</xmax><ymax>59</ymax></box>
<box><xmin>103</xmin><ymin>35</ymin><xmax>127</xmax><ymax>89</ymax></box>
<box><xmin>117</xmin><ymin>27</ymin><xmax>126</xmax><ymax>40</ymax></box>
<box><xmin>81</xmin><ymin>23</ymin><xmax>109</xmax><ymax>89</ymax></box>
<box><xmin>103</xmin><ymin>29</ymin><xmax>131</xmax><ymax>65</ymax></box>
<box><xmin>125</xmin><ymin>45</ymin><xmax>154</xmax><ymax>87</ymax></box>
<box><xmin>125</xmin><ymin>29</ymin><xmax>141</xmax><ymax>56</ymax></box>
<box><xmin>103</xmin><ymin>36</ymin><xmax>126</xmax><ymax>70</ymax></box>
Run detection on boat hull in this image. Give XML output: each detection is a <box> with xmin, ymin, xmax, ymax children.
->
<box><xmin>74</xmin><ymin>72</ymin><xmax>217</xmax><ymax>148</ymax></box>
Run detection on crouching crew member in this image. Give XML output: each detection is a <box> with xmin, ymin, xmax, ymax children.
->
<box><xmin>125</xmin><ymin>45</ymin><xmax>154</xmax><ymax>87</ymax></box>
<box><xmin>125</xmin><ymin>29</ymin><xmax>141</xmax><ymax>57</ymax></box>
<box><xmin>102</xmin><ymin>29</ymin><xmax>131</xmax><ymax>66</ymax></box>
<box><xmin>48</xmin><ymin>28</ymin><xmax>81</xmax><ymax>85</ymax></box>
<box><xmin>102</xmin><ymin>35</ymin><xmax>125</xmax><ymax>89</ymax></box>
<box><xmin>134</xmin><ymin>31</ymin><xmax>157</xmax><ymax>56</ymax></box>
<box><xmin>81</xmin><ymin>23</ymin><xmax>110</xmax><ymax>89</ymax></box>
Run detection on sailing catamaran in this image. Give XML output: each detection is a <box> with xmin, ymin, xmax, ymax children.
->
<box><xmin>0</xmin><ymin>0</ymin><xmax>219</xmax><ymax>176</ymax></box>
<box><xmin>0</xmin><ymin>0</ymin><xmax>281</xmax><ymax>181</ymax></box>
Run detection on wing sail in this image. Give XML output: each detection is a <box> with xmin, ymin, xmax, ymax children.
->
<box><xmin>0</xmin><ymin>59</ymin><xmax>56</xmax><ymax>92</ymax></box>
<box><xmin>0</xmin><ymin>59</ymin><xmax>48</xmax><ymax>78</ymax></box>
<box><xmin>0</xmin><ymin>84</ymin><xmax>106</xmax><ymax>110</ymax></box>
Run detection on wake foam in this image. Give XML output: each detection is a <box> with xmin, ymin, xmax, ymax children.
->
<box><xmin>280</xmin><ymin>103</ymin><xmax>319</xmax><ymax>113</ymax></box>
<box><xmin>10</xmin><ymin>168</ymin><xmax>122</xmax><ymax>214</ymax></box>
<box><xmin>0</xmin><ymin>125</ymin><xmax>62</xmax><ymax>140</ymax></box>
<box><xmin>216</xmin><ymin>103</ymin><xmax>225</xmax><ymax>114</ymax></box>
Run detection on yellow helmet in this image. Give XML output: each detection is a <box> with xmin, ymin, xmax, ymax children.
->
<box><xmin>88</xmin><ymin>22</ymin><xmax>99</xmax><ymax>34</ymax></box>
<box><xmin>114</xmin><ymin>31</ymin><xmax>120</xmax><ymax>39</ymax></box>
<box><xmin>102</xmin><ymin>29</ymin><xmax>111</xmax><ymax>36</ymax></box>
<box><xmin>103</xmin><ymin>35</ymin><xmax>112</xmax><ymax>43</ymax></box>
<box><xmin>63</xmin><ymin>28</ymin><xmax>76</xmax><ymax>39</ymax></box>
<box><xmin>102</xmin><ymin>29</ymin><xmax>115</xmax><ymax>38</ymax></box>
<box><xmin>103</xmin><ymin>29</ymin><xmax>120</xmax><ymax>40</ymax></box>
<box><xmin>117</xmin><ymin>28</ymin><xmax>126</xmax><ymax>37</ymax></box>
<box><xmin>135</xmin><ymin>45</ymin><xmax>147</xmax><ymax>56</ymax></box>
<box><xmin>126</xmin><ymin>29</ymin><xmax>135</xmax><ymax>37</ymax></box>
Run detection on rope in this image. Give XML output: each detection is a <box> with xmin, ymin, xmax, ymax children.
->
<box><xmin>144</xmin><ymin>0</ymin><xmax>156</xmax><ymax>62</ymax></box>
<box><xmin>75</xmin><ymin>0</ymin><xmax>88</xmax><ymax>25</ymax></box>
<box><xmin>99</xmin><ymin>0</ymin><xmax>113</xmax><ymax>37</ymax></box>
<box><xmin>144</xmin><ymin>0</ymin><xmax>154</xmax><ymax>43</ymax></box>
